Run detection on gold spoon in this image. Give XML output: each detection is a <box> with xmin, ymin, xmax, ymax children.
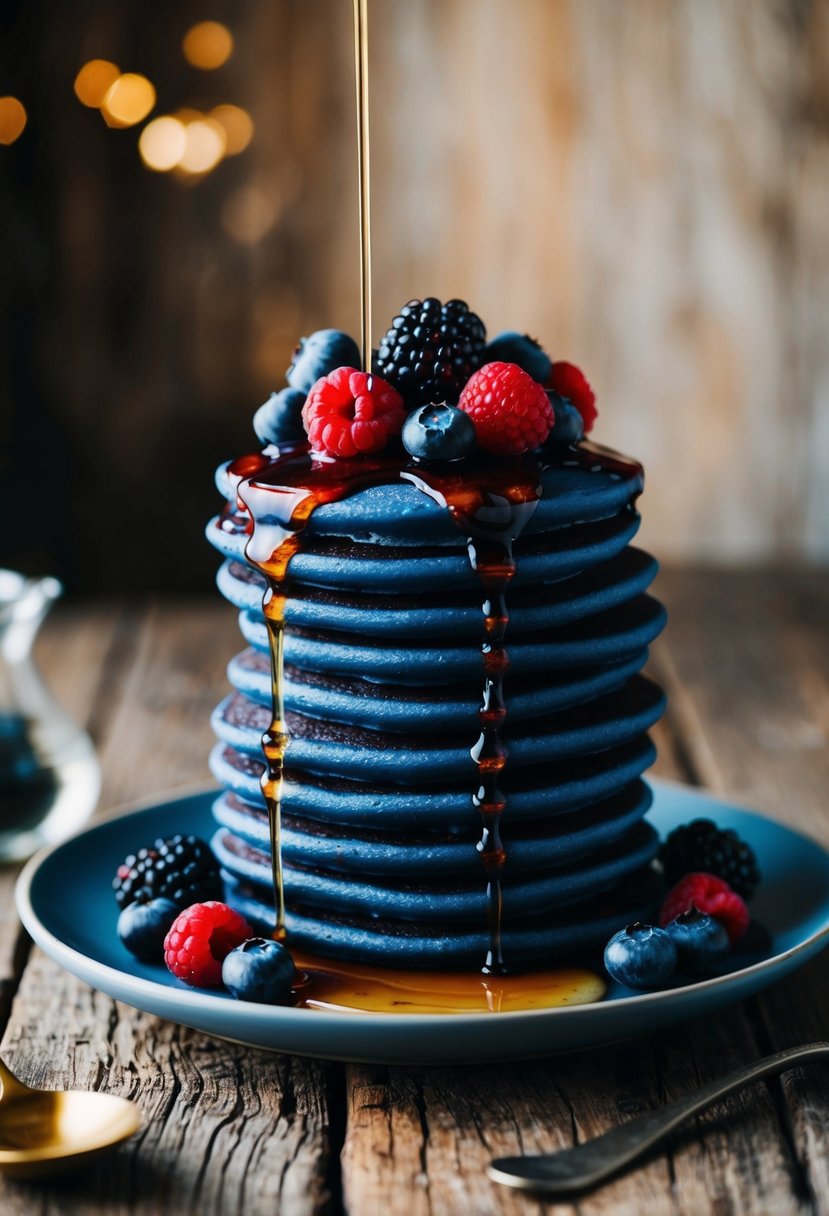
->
<box><xmin>0</xmin><ymin>1056</ymin><xmax>142</xmax><ymax>1180</ymax></box>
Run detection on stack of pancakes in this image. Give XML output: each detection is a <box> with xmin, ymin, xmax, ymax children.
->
<box><xmin>206</xmin><ymin>452</ymin><xmax>666</xmax><ymax>967</ymax></box>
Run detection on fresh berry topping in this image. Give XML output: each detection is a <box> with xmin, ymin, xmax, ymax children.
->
<box><xmin>401</xmin><ymin>402</ymin><xmax>477</xmax><ymax>462</ymax></box>
<box><xmin>457</xmin><ymin>362</ymin><xmax>555</xmax><ymax>454</ymax></box>
<box><xmin>253</xmin><ymin>387</ymin><xmax>307</xmax><ymax>446</ymax></box>
<box><xmin>484</xmin><ymin>331</ymin><xmax>552</xmax><ymax>383</ymax></box>
<box><xmin>664</xmin><ymin>906</ymin><xmax>730</xmax><ymax>973</ymax></box>
<box><xmin>660</xmin><ymin>818</ymin><xmax>761</xmax><ymax>899</ymax></box>
<box><xmin>118</xmin><ymin>897</ymin><xmax>179</xmax><ymax>963</ymax></box>
<box><xmin>603</xmin><ymin>921</ymin><xmax>677</xmax><ymax>990</ymax></box>
<box><xmin>659</xmin><ymin>873</ymin><xmax>750</xmax><ymax>946</ymax></box>
<box><xmin>375</xmin><ymin>297</ymin><xmax>487</xmax><ymax>409</ymax></box>
<box><xmin>222</xmin><ymin>937</ymin><xmax>296</xmax><ymax>1004</ymax></box>
<box><xmin>287</xmin><ymin>329</ymin><xmax>361</xmax><ymax>394</ymax></box>
<box><xmin>547</xmin><ymin>361</ymin><xmax>597</xmax><ymax>433</ymax></box>
<box><xmin>113</xmin><ymin>834</ymin><xmax>222</xmax><ymax>911</ymax></box>
<box><xmin>163</xmin><ymin>901</ymin><xmax>253</xmax><ymax>988</ymax></box>
<box><xmin>545</xmin><ymin>392</ymin><xmax>585</xmax><ymax>448</ymax></box>
<box><xmin>302</xmin><ymin>367</ymin><xmax>405</xmax><ymax>458</ymax></box>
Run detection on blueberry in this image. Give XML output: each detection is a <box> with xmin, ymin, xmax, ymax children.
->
<box><xmin>664</xmin><ymin>907</ymin><xmax>730</xmax><ymax>973</ymax></box>
<box><xmin>253</xmin><ymin>388</ymin><xmax>307</xmax><ymax>446</ymax></box>
<box><xmin>546</xmin><ymin>393</ymin><xmax>584</xmax><ymax>447</ymax></box>
<box><xmin>603</xmin><ymin>922</ymin><xmax>677</xmax><ymax>990</ymax></box>
<box><xmin>484</xmin><ymin>331</ymin><xmax>552</xmax><ymax>383</ymax></box>
<box><xmin>287</xmin><ymin>329</ymin><xmax>361</xmax><ymax>393</ymax></box>
<box><xmin>118</xmin><ymin>897</ymin><xmax>178</xmax><ymax>963</ymax></box>
<box><xmin>222</xmin><ymin>937</ymin><xmax>295</xmax><ymax>1004</ymax></box>
<box><xmin>402</xmin><ymin>403</ymin><xmax>477</xmax><ymax>462</ymax></box>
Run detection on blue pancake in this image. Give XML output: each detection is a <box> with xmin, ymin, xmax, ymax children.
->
<box><xmin>207</xmin><ymin>442</ymin><xmax>667</xmax><ymax>966</ymax></box>
<box><xmin>208</xmin><ymin>735</ymin><xmax>658</xmax><ymax>828</ymax></box>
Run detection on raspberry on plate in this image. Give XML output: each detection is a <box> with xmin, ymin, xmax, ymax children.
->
<box><xmin>302</xmin><ymin>367</ymin><xmax>406</xmax><ymax>458</ymax></box>
<box><xmin>163</xmin><ymin>901</ymin><xmax>253</xmax><ymax>988</ymax></box>
<box><xmin>457</xmin><ymin>361</ymin><xmax>555</xmax><ymax>454</ymax></box>
<box><xmin>659</xmin><ymin>872</ymin><xmax>750</xmax><ymax>946</ymax></box>
<box><xmin>548</xmin><ymin>361</ymin><xmax>597</xmax><ymax>433</ymax></box>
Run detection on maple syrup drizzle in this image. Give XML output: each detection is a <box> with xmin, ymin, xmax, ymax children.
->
<box><xmin>231</xmin><ymin>443</ymin><xmax>643</xmax><ymax>989</ymax></box>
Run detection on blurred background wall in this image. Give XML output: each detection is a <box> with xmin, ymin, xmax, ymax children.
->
<box><xmin>1</xmin><ymin>0</ymin><xmax>827</xmax><ymax>593</ymax></box>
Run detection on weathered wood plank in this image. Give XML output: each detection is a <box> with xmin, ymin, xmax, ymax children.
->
<box><xmin>0</xmin><ymin>950</ymin><xmax>333</xmax><ymax>1216</ymax></box>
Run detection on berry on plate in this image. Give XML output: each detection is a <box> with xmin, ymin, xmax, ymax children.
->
<box><xmin>287</xmin><ymin>330</ymin><xmax>361</xmax><ymax>394</ymax></box>
<box><xmin>113</xmin><ymin>834</ymin><xmax>222</xmax><ymax>911</ymax></box>
<box><xmin>545</xmin><ymin>392</ymin><xmax>585</xmax><ymax>448</ymax></box>
<box><xmin>118</xmin><ymin>897</ymin><xmax>179</xmax><ymax>962</ymax></box>
<box><xmin>222</xmin><ymin>938</ymin><xmax>296</xmax><ymax>1004</ymax></box>
<box><xmin>402</xmin><ymin>402</ymin><xmax>477</xmax><ymax>462</ymax></box>
<box><xmin>375</xmin><ymin>297</ymin><xmax>487</xmax><ymax>409</ymax></box>
<box><xmin>659</xmin><ymin>872</ymin><xmax>750</xmax><ymax>946</ymax></box>
<box><xmin>664</xmin><ymin>906</ymin><xmax>730</xmax><ymax>972</ymax></box>
<box><xmin>163</xmin><ymin>901</ymin><xmax>253</xmax><ymax>988</ymax></box>
<box><xmin>484</xmin><ymin>332</ymin><xmax>552</xmax><ymax>383</ymax></box>
<box><xmin>253</xmin><ymin>387</ymin><xmax>307</xmax><ymax>446</ymax></box>
<box><xmin>548</xmin><ymin>361</ymin><xmax>597</xmax><ymax>433</ymax></box>
<box><xmin>660</xmin><ymin>818</ymin><xmax>761</xmax><ymax>900</ymax></box>
<box><xmin>603</xmin><ymin>922</ymin><xmax>677</xmax><ymax>990</ymax></box>
<box><xmin>302</xmin><ymin>367</ymin><xmax>405</xmax><ymax>458</ymax></box>
<box><xmin>457</xmin><ymin>362</ymin><xmax>555</xmax><ymax>454</ymax></box>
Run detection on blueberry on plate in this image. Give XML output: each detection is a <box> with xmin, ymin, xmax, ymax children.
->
<box><xmin>402</xmin><ymin>402</ymin><xmax>477</xmax><ymax>462</ymax></box>
<box><xmin>603</xmin><ymin>922</ymin><xmax>677</xmax><ymax>990</ymax></box>
<box><xmin>222</xmin><ymin>938</ymin><xmax>296</xmax><ymax>1004</ymax></box>
<box><xmin>664</xmin><ymin>906</ymin><xmax>730</xmax><ymax>973</ymax></box>
<box><xmin>287</xmin><ymin>330</ymin><xmax>361</xmax><ymax>394</ymax></box>
<box><xmin>118</xmin><ymin>897</ymin><xmax>179</xmax><ymax>963</ymax></box>
<box><xmin>253</xmin><ymin>388</ymin><xmax>307</xmax><ymax>446</ymax></box>
<box><xmin>545</xmin><ymin>392</ymin><xmax>585</xmax><ymax>448</ymax></box>
<box><xmin>483</xmin><ymin>331</ymin><xmax>552</xmax><ymax>383</ymax></box>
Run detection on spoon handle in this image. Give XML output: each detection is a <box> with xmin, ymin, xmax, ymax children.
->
<box><xmin>489</xmin><ymin>1041</ymin><xmax>829</xmax><ymax>1196</ymax></box>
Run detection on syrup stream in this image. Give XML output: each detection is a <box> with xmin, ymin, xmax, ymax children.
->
<box><xmin>352</xmin><ymin>0</ymin><xmax>372</xmax><ymax>369</ymax></box>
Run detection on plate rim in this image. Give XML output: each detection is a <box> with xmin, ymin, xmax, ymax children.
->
<box><xmin>14</xmin><ymin>778</ymin><xmax>829</xmax><ymax>1035</ymax></box>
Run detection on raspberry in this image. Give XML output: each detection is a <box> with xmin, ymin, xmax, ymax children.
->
<box><xmin>658</xmin><ymin>873</ymin><xmax>750</xmax><ymax>946</ymax></box>
<box><xmin>457</xmin><ymin>362</ymin><xmax>555</xmax><ymax>454</ymax></box>
<box><xmin>302</xmin><ymin>367</ymin><xmax>405</xmax><ymax>458</ymax></box>
<box><xmin>548</xmin><ymin>361</ymin><xmax>597</xmax><ymax>434</ymax></box>
<box><xmin>163</xmin><ymin>901</ymin><xmax>253</xmax><ymax>988</ymax></box>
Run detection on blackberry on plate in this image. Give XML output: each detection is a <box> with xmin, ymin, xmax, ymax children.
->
<box><xmin>374</xmin><ymin>297</ymin><xmax>486</xmax><ymax>409</ymax></box>
<box><xmin>660</xmin><ymin>818</ymin><xmax>761</xmax><ymax>900</ymax></box>
<box><xmin>113</xmin><ymin>834</ymin><xmax>223</xmax><ymax>911</ymax></box>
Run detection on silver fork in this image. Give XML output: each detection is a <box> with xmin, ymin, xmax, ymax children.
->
<box><xmin>489</xmin><ymin>1042</ymin><xmax>829</xmax><ymax>1197</ymax></box>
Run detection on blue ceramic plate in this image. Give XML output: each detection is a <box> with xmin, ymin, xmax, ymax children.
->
<box><xmin>15</xmin><ymin>780</ymin><xmax>829</xmax><ymax>1064</ymax></box>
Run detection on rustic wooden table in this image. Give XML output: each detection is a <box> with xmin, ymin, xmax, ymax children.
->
<box><xmin>1</xmin><ymin>568</ymin><xmax>827</xmax><ymax>1215</ymax></box>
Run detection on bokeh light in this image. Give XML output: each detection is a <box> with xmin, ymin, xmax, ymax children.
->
<box><xmin>74</xmin><ymin>60</ymin><xmax>120</xmax><ymax>108</ymax></box>
<box><xmin>222</xmin><ymin>186</ymin><xmax>279</xmax><ymax>244</ymax></box>
<box><xmin>182</xmin><ymin>22</ymin><xmax>234</xmax><ymax>70</ymax></box>
<box><xmin>0</xmin><ymin>97</ymin><xmax>27</xmax><ymax>145</ymax></box>
<box><xmin>210</xmin><ymin>104</ymin><xmax>254</xmax><ymax>155</ymax></box>
<box><xmin>102</xmin><ymin>74</ymin><xmax>156</xmax><ymax>128</ymax></box>
<box><xmin>179</xmin><ymin>118</ymin><xmax>226</xmax><ymax>174</ymax></box>
<box><xmin>139</xmin><ymin>116</ymin><xmax>187</xmax><ymax>171</ymax></box>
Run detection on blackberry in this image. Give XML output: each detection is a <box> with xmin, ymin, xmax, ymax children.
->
<box><xmin>113</xmin><ymin>834</ymin><xmax>223</xmax><ymax>911</ymax></box>
<box><xmin>374</xmin><ymin>297</ymin><xmax>486</xmax><ymax>408</ymax></box>
<box><xmin>660</xmin><ymin>819</ymin><xmax>761</xmax><ymax>900</ymax></box>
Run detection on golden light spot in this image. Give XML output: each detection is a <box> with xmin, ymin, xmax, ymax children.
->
<box><xmin>173</xmin><ymin>107</ymin><xmax>204</xmax><ymax>126</ymax></box>
<box><xmin>222</xmin><ymin>186</ymin><xmax>279</xmax><ymax>243</ymax></box>
<box><xmin>179</xmin><ymin>117</ymin><xmax>226</xmax><ymax>174</ymax></box>
<box><xmin>139</xmin><ymin>116</ymin><xmax>187</xmax><ymax>171</ymax></box>
<box><xmin>0</xmin><ymin>96</ymin><xmax>27</xmax><ymax>145</ymax></box>
<box><xmin>102</xmin><ymin>73</ymin><xmax>156</xmax><ymax>128</ymax></box>
<box><xmin>210</xmin><ymin>104</ymin><xmax>253</xmax><ymax>155</ymax></box>
<box><xmin>182</xmin><ymin>21</ymin><xmax>234</xmax><ymax>70</ymax></box>
<box><xmin>74</xmin><ymin>60</ymin><xmax>120</xmax><ymax>108</ymax></box>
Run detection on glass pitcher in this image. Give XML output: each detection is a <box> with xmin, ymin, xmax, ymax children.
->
<box><xmin>0</xmin><ymin>570</ymin><xmax>100</xmax><ymax>860</ymax></box>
